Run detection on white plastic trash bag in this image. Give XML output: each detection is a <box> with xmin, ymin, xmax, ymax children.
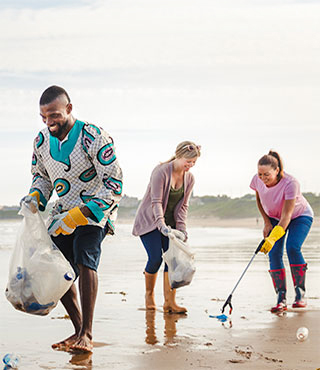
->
<box><xmin>5</xmin><ymin>202</ymin><xmax>75</xmax><ymax>316</ymax></box>
<box><xmin>163</xmin><ymin>234</ymin><xmax>196</xmax><ymax>289</ymax></box>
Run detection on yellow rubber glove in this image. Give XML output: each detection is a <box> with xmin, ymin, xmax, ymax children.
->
<box><xmin>28</xmin><ymin>191</ymin><xmax>40</xmax><ymax>205</ymax></box>
<box><xmin>260</xmin><ymin>225</ymin><xmax>285</xmax><ymax>254</ymax></box>
<box><xmin>48</xmin><ymin>207</ymin><xmax>88</xmax><ymax>237</ymax></box>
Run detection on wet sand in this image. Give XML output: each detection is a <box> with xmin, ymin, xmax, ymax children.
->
<box><xmin>0</xmin><ymin>221</ymin><xmax>319</xmax><ymax>369</ymax></box>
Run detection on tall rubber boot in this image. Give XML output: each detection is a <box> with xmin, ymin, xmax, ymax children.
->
<box><xmin>163</xmin><ymin>271</ymin><xmax>187</xmax><ymax>314</ymax></box>
<box><xmin>269</xmin><ymin>268</ymin><xmax>287</xmax><ymax>313</ymax></box>
<box><xmin>145</xmin><ymin>271</ymin><xmax>157</xmax><ymax>310</ymax></box>
<box><xmin>290</xmin><ymin>264</ymin><xmax>307</xmax><ymax>308</ymax></box>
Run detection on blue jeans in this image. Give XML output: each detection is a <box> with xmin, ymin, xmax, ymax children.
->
<box><xmin>269</xmin><ymin>216</ymin><xmax>313</xmax><ymax>270</ymax></box>
<box><xmin>140</xmin><ymin>229</ymin><xmax>169</xmax><ymax>273</ymax></box>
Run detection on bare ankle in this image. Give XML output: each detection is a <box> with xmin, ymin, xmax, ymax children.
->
<box><xmin>79</xmin><ymin>331</ymin><xmax>93</xmax><ymax>340</ymax></box>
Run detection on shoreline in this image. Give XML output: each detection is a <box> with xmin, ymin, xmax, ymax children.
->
<box><xmin>1</xmin><ymin>214</ymin><xmax>319</xmax><ymax>229</ymax></box>
<box><xmin>117</xmin><ymin>216</ymin><xmax>320</xmax><ymax>229</ymax></box>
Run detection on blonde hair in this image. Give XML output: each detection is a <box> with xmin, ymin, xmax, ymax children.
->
<box><xmin>163</xmin><ymin>141</ymin><xmax>201</xmax><ymax>164</ymax></box>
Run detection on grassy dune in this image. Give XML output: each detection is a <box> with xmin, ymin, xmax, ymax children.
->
<box><xmin>0</xmin><ymin>193</ymin><xmax>318</xmax><ymax>220</ymax></box>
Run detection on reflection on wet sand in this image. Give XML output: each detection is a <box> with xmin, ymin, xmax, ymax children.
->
<box><xmin>222</xmin><ymin>318</ymin><xmax>233</xmax><ymax>329</ymax></box>
<box><xmin>69</xmin><ymin>351</ymin><xmax>93</xmax><ymax>369</ymax></box>
<box><xmin>145</xmin><ymin>310</ymin><xmax>158</xmax><ymax>345</ymax></box>
<box><xmin>145</xmin><ymin>310</ymin><xmax>187</xmax><ymax>345</ymax></box>
<box><xmin>164</xmin><ymin>313</ymin><xmax>186</xmax><ymax>345</ymax></box>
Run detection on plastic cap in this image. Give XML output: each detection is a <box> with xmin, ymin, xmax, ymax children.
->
<box><xmin>64</xmin><ymin>272</ymin><xmax>73</xmax><ymax>281</ymax></box>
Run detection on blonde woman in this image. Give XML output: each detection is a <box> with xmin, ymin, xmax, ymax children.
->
<box><xmin>132</xmin><ymin>141</ymin><xmax>201</xmax><ymax>313</ymax></box>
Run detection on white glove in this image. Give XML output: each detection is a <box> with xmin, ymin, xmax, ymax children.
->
<box><xmin>20</xmin><ymin>191</ymin><xmax>40</xmax><ymax>212</ymax></box>
<box><xmin>171</xmin><ymin>229</ymin><xmax>188</xmax><ymax>242</ymax></box>
<box><xmin>160</xmin><ymin>225</ymin><xmax>171</xmax><ymax>237</ymax></box>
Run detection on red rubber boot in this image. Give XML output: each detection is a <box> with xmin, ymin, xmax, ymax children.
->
<box><xmin>269</xmin><ymin>268</ymin><xmax>287</xmax><ymax>313</ymax></box>
<box><xmin>290</xmin><ymin>264</ymin><xmax>307</xmax><ymax>308</ymax></box>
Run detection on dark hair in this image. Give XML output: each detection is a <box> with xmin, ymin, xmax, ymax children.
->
<box><xmin>258</xmin><ymin>150</ymin><xmax>284</xmax><ymax>180</ymax></box>
<box><xmin>39</xmin><ymin>85</ymin><xmax>71</xmax><ymax>106</ymax></box>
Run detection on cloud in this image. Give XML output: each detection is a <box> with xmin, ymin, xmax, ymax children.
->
<box><xmin>1</xmin><ymin>0</ymin><xmax>320</xmax><ymax>73</ymax></box>
<box><xmin>0</xmin><ymin>0</ymin><xmax>92</xmax><ymax>10</ymax></box>
<box><xmin>0</xmin><ymin>0</ymin><xmax>319</xmax><ymax>204</ymax></box>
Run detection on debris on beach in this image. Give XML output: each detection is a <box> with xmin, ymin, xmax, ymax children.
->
<box><xmin>209</xmin><ymin>314</ymin><xmax>232</xmax><ymax>328</ymax></box>
<box><xmin>51</xmin><ymin>314</ymin><xmax>70</xmax><ymax>320</ymax></box>
<box><xmin>235</xmin><ymin>345</ymin><xmax>253</xmax><ymax>359</ymax></box>
<box><xmin>209</xmin><ymin>314</ymin><xmax>228</xmax><ymax>322</ymax></box>
<box><xmin>3</xmin><ymin>353</ymin><xmax>20</xmax><ymax>368</ymax></box>
<box><xmin>229</xmin><ymin>359</ymin><xmax>246</xmax><ymax>363</ymax></box>
<box><xmin>296</xmin><ymin>327</ymin><xmax>309</xmax><ymax>341</ymax></box>
<box><xmin>263</xmin><ymin>356</ymin><xmax>283</xmax><ymax>363</ymax></box>
<box><xmin>104</xmin><ymin>291</ymin><xmax>127</xmax><ymax>296</ymax></box>
<box><xmin>258</xmin><ymin>353</ymin><xmax>283</xmax><ymax>363</ymax></box>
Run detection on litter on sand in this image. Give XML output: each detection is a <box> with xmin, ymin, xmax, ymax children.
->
<box><xmin>209</xmin><ymin>314</ymin><xmax>228</xmax><ymax>322</ymax></box>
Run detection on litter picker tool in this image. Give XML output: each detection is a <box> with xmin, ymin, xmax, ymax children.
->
<box><xmin>221</xmin><ymin>239</ymin><xmax>265</xmax><ymax>314</ymax></box>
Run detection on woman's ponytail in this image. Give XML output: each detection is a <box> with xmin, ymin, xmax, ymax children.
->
<box><xmin>258</xmin><ymin>150</ymin><xmax>284</xmax><ymax>181</ymax></box>
<box><xmin>268</xmin><ymin>150</ymin><xmax>284</xmax><ymax>180</ymax></box>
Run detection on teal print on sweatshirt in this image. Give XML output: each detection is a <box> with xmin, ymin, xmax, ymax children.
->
<box><xmin>54</xmin><ymin>178</ymin><xmax>71</xmax><ymax>197</ymax></box>
<box><xmin>49</xmin><ymin>120</ymin><xmax>85</xmax><ymax>170</ymax></box>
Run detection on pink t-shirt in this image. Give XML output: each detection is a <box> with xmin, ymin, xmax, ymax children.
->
<box><xmin>250</xmin><ymin>172</ymin><xmax>313</xmax><ymax>220</ymax></box>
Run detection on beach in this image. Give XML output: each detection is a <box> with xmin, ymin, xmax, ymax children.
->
<box><xmin>0</xmin><ymin>219</ymin><xmax>319</xmax><ymax>369</ymax></box>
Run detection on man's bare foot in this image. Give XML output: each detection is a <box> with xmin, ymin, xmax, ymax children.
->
<box><xmin>52</xmin><ymin>333</ymin><xmax>78</xmax><ymax>350</ymax></box>
<box><xmin>69</xmin><ymin>333</ymin><xmax>93</xmax><ymax>353</ymax></box>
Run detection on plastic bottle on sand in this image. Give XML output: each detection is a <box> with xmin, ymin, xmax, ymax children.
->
<box><xmin>296</xmin><ymin>327</ymin><xmax>309</xmax><ymax>341</ymax></box>
<box><xmin>3</xmin><ymin>353</ymin><xmax>20</xmax><ymax>368</ymax></box>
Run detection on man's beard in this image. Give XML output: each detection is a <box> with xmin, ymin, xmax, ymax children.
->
<box><xmin>48</xmin><ymin>119</ymin><xmax>68</xmax><ymax>139</ymax></box>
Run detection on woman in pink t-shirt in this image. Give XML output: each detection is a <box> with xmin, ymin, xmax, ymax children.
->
<box><xmin>250</xmin><ymin>150</ymin><xmax>313</xmax><ymax>313</ymax></box>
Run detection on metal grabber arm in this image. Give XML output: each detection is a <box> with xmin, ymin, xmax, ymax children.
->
<box><xmin>221</xmin><ymin>239</ymin><xmax>265</xmax><ymax>314</ymax></box>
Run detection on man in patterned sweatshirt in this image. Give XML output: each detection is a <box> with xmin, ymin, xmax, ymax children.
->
<box><xmin>22</xmin><ymin>85</ymin><xmax>123</xmax><ymax>352</ymax></box>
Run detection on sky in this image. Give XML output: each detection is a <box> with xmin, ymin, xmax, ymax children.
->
<box><xmin>0</xmin><ymin>0</ymin><xmax>319</xmax><ymax>206</ymax></box>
